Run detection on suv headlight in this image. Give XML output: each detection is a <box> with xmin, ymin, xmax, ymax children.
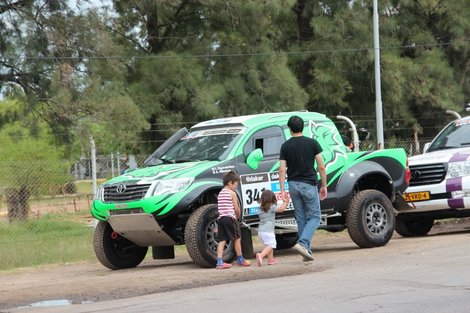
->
<box><xmin>447</xmin><ymin>161</ymin><xmax>470</xmax><ymax>178</ymax></box>
<box><xmin>152</xmin><ymin>177</ymin><xmax>194</xmax><ymax>196</ymax></box>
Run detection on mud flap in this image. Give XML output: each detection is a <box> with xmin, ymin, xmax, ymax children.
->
<box><xmin>240</xmin><ymin>225</ymin><xmax>254</xmax><ymax>259</ymax></box>
<box><xmin>393</xmin><ymin>191</ymin><xmax>416</xmax><ymax>212</ymax></box>
<box><xmin>152</xmin><ymin>246</ymin><xmax>175</xmax><ymax>259</ymax></box>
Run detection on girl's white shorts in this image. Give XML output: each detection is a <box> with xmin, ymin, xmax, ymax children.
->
<box><xmin>258</xmin><ymin>231</ymin><xmax>277</xmax><ymax>249</ymax></box>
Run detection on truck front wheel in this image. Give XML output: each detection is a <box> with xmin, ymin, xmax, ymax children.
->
<box><xmin>185</xmin><ymin>204</ymin><xmax>236</xmax><ymax>268</ymax></box>
<box><xmin>93</xmin><ymin>221</ymin><xmax>148</xmax><ymax>270</ymax></box>
<box><xmin>395</xmin><ymin>216</ymin><xmax>434</xmax><ymax>237</ymax></box>
<box><xmin>346</xmin><ymin>190</ymin><xmax>395</xmax><ymax>248</ymax></box>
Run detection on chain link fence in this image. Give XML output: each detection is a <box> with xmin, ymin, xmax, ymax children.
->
<box><xmin>0</xmin><ymin>137</ymin><xmax>433</xmax><ymax>270</ymax></box>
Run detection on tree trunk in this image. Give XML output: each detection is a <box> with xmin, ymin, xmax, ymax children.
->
<box><xmin>6</xmin><ymin>186</ymin><xmax>30</xmax><ymax>222</ymax></box>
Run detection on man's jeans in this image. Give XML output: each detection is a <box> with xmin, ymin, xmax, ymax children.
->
<box><xmin>288</xmin><ymin>181</ymin><xmax>321</xmax><ymax>254</ymax></box>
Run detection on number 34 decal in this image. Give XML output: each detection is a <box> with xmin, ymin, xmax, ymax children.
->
<box><xmin>245</xmin><ymin>188</ymin><xmax>264</xmax><ymax>205</ymax></box>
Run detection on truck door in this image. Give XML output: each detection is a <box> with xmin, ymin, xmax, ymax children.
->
<box><xmin>236</xmin><ymin>126</ymin><xmax>286</xmax><ymax>221</ymax></box>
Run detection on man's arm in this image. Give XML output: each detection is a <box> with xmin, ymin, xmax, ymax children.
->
<box><xmin>279</xmin><ymin>160</ymin><xmax>287</xmax><ymax>199</ymax></box>
<box><xmin>315</xmin><ymin>153</ymin><xmax>328</xmax><ymax>200</ymax></box>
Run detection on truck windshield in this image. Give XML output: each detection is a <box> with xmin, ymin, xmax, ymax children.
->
<box><xmin>160</xmin><ymin>128</ymin><xmax>244</xmax><ymax>162</ymax></box>
<box><xmin>427</xmin><ymin>119</ymin><xmax>470</xmax><ymax>152</ymax></box>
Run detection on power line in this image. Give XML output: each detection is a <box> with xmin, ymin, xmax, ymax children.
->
<box><xmin>1</xmin><ymin>40</ymin><xmax>468</xmax><ymax>61</ymax></box>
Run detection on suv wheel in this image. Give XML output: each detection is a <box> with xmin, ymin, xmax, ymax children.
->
<box><xmin>185</xmin><ymin>204</ymin><xmax>236</xmax><ymax>268</ymax></box>
<box><xmin>395</xmin><ymin>216</ymin><xmax>434</xmax><ymax>237</ymax></box>
<box><xmin>93</xmin><ymin>221</ymin><xmax>148</xmax><ymax>270</ymax></box>
<box><xmin>346</xmin><ymin>189</ymin><xmax>395</xmax><ymax>248</ymax></box>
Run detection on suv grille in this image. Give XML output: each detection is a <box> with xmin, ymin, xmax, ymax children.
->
<box><xmin>103</xmin><ymin>184</ymin><xmax>151</xmax><ymax>203</ymax></box>
<box><xmin>409</xmin><ymin>163</ymin><xmax>446</xmax><ymax>187</ymax></box>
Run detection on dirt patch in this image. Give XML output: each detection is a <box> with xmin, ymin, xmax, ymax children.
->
<box><xmin>1</xmin><ymin>218</ymin><xmax>469</xmax><ymax>311</ymax></box>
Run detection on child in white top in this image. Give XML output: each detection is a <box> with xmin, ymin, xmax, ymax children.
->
<box><xmin>256</xmin><ymin>189</ymin><xmax>289</xmax><ymax>266</ymax></box>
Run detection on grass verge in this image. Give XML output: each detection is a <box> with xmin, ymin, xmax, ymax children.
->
<box><xmin>0</xmin><ymin>213</ymin><xmax>95</xmax><ymax>271</ymax></box>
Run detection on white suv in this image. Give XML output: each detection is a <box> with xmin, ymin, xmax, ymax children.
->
<box><xmin>397</xmin><ymin>116</ymin><xmax>470</xmax><ymax>236</ymax></box>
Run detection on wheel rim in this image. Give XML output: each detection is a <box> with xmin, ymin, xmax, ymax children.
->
<box><xmin>206</xmin><ymin>218</ymin><xmax>232</xmax><ymax>254</ymax></box>
<box><xmin>365</xmin><ymin>202</ymin><xmax>388</xmax><ymax>234</ymax></box>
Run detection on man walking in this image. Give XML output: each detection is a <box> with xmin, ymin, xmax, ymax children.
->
<box><xmin>279</xmin><ymin>115</ymin><xmax>327</xmax><ymax>261</ymax></box>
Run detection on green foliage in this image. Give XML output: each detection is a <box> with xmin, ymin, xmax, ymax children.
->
<box><xmin>288</xmin><ymin>0</ymin><xmax>467</xmax><ymax>138</ymax></box>
<box><xmin>0</xmin><ymin>0</ymin><xmax>468</xmax><ymax>151</ymax></box>
<box><xmin>0</xmin><ymin>101</ymin><xmax>72</xmax><ymax>196</ymax></box>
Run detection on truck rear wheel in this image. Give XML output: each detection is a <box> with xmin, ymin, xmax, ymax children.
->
<box><xmin>185</xmin><ymin>204</ymin><xmax>236</xmax><ymax>268</ymax></box>
<box><xmin>93</xmin><ymin>221</ymin><xmax>148</xmax><ymax>270</ymax></box>
<box><xmin>395</xmin><ymin>216</ymin><xmax>434</xmax><ymax>237</ymax></box>
<box><xmin>346</xmin><ymin>190</ymin><xmax>395</xmax><ymax>248</ymax></box>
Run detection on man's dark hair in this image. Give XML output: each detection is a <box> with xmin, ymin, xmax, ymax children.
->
<box><xmin>287</xmin><ymin>115</ymin><xmax>304</xmax><ymax>133</ymax></box>
<box><xmin>223</xmin><ymin>170</ymin><xmax>240</xmax><ymax>186</ymax></box>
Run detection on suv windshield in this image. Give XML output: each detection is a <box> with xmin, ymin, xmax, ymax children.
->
<box><xmin>427</xmin><ymin>119</ymin><xmax>470</xmax><ymax>152</ymax></box>
<box><xmin>160</xmin><ymin>128</ymin><xmax>244</xmax><ymax>163</ymax></box>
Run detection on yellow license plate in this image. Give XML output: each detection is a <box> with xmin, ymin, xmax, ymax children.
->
<box><xmin>404</xmin><ymin>191</ymin><xmax>430</xmax><ymax>202</ymax></box>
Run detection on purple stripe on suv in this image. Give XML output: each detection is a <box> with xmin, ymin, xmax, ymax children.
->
<box><xmin>449</xmin><ymin>153</ymin><xmax>470</xmax><ymax>162</ymax></box>
<box><xmin>446</xmin><ymin>177</ymin><xmax>465</xmax><ymax>208</ymax></box>
<box><xmin>448</xmin><ymin>198</ymin><xmax>465</xmax><ymax>208</ymax></box>
<box><xmin>446</xmin><ymin>177</ymin><xmax>462</xmax><ymax>193</ymax></box>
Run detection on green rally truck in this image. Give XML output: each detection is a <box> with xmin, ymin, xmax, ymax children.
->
<box><xmin>91</xmin><ymin>111</ymin><xmax>411</xmax><ymax>269</ymax></box>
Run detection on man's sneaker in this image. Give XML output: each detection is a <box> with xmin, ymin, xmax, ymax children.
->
<box><xmin>216</xmin><ymin>262</ymin><xmax>232</xmax><ymax>269</ymax></box>
<box><xmin>302</xmin><ymin>249</ymin><xmax>314</xmax><ymax>262</ymax></box>
<box><xmin>235</xmin><ymin>259</ymin><xmax>251</xmax><ymax>267</ymax></box>
<box><xmin>294</xmin><ymin>243</ymin><xmax>314</xmax><ymax>261</ymax></box>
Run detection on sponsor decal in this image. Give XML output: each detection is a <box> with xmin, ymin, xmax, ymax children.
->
<box><xmin>211</xmin><ymin>164</ymin><xmax>235</xmax><ymax>175</ymax></box>
<box><xmin>270</xmin><ymin>172</ymin><xmax>280</xmax><ymax>181</ymax></box>
<box><xmin>240</xmin><ymin>173</ymin><xmax>269</xmax><ymax>184</ymax></box>
<box><xmin>240</xmin><ymin>172</ymin><xmax>291</xmax><ymax>216</ymax></box>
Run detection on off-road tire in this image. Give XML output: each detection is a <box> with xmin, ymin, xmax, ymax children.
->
<box><xmin>185</xmin><ymin>204</ymin><xmax>236</xmax><ymax>268</ymax></box>
<box><xmin>275</xmin><ymin>233</ymin><xmax>298</xmax><ymax>249</ymax></box>
<box><xmin>93</xmin><ymin>221</ymin><xmax>148</xmax><ymax>270</ymax></box>
<box><xmin>346</xmin><ymin>190</ymin><xmax>396</xmax><ymax>248</ymax></box>
<box><xmin>395</xmin><ymin>216</ymin><xmax>434</xmax><ymax>237</ymax></box>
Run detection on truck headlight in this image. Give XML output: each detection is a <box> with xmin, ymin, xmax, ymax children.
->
<box><xmin>152</xmin><ymin>177</ymin><xmax>194</xmax><ymax>196</ymax></box>
<box><xmin>447</xmin><ymin>161</ymin><xmax>470</xmax><ymax>178</ymax></box>
<box><xmin>96</xmin><ymin>185</ymin><xmax>105</xmax><ymax>201</ymax></box>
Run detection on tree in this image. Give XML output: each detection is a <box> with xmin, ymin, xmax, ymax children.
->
<box><xmin>0</xmin><ymin>1</ymin><xmax>149</xmax><ymax>154</ymax></box>
<box><xmin>110</xmin><ymin>0</ymin><xmax>308</xmax><ymax>152</ymax></box>
<box><xmin>0</xmin><ymin>99</ymin><xmax>72</xmax><ymax>222</ymax></box>
<box><xmin>287</xmin><ymin>0</ymin><xmax>467</xmax><ymax>139</ymax></box>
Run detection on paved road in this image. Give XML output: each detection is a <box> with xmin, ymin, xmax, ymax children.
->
<box><xmin>7</xmin><ymin>228</ymin><xmax>470</xmax><ymax>313</ymax></box>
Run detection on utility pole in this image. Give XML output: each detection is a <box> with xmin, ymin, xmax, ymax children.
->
<box><xmin>373</xmin><ymin>0</ymin><xmax>384</xmax><ymax>150</ymax></box>
<box><xmin>90</xmin><ymin>134</ymin><xmax>97</xmax><ymax>200</ymax></box>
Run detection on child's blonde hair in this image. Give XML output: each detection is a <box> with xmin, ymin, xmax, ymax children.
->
<box><xmin>259</xmin><ymin>189</ymin><xmax>277</xmax><ymax>213</ymax></box>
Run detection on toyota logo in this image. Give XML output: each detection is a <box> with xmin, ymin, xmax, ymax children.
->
<box><xmin>116</xmin><ymin>183</ymin><xmax>127</xmax><ymax>194</ymax></box>
<box><xmin>411</xmin><ymin>170</ymin><xmax>421</xmax><ymax>180</ymax></box>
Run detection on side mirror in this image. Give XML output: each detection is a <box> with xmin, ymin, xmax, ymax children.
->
<box><xmin>423</xmin><ymin>142</ymin><xmax>431</xmax><ymax>153</ymax></box>
<box><xmin>246</xmin><ymin>149</ymin><xmax>264</xmax><ymax>170</ymax></box>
